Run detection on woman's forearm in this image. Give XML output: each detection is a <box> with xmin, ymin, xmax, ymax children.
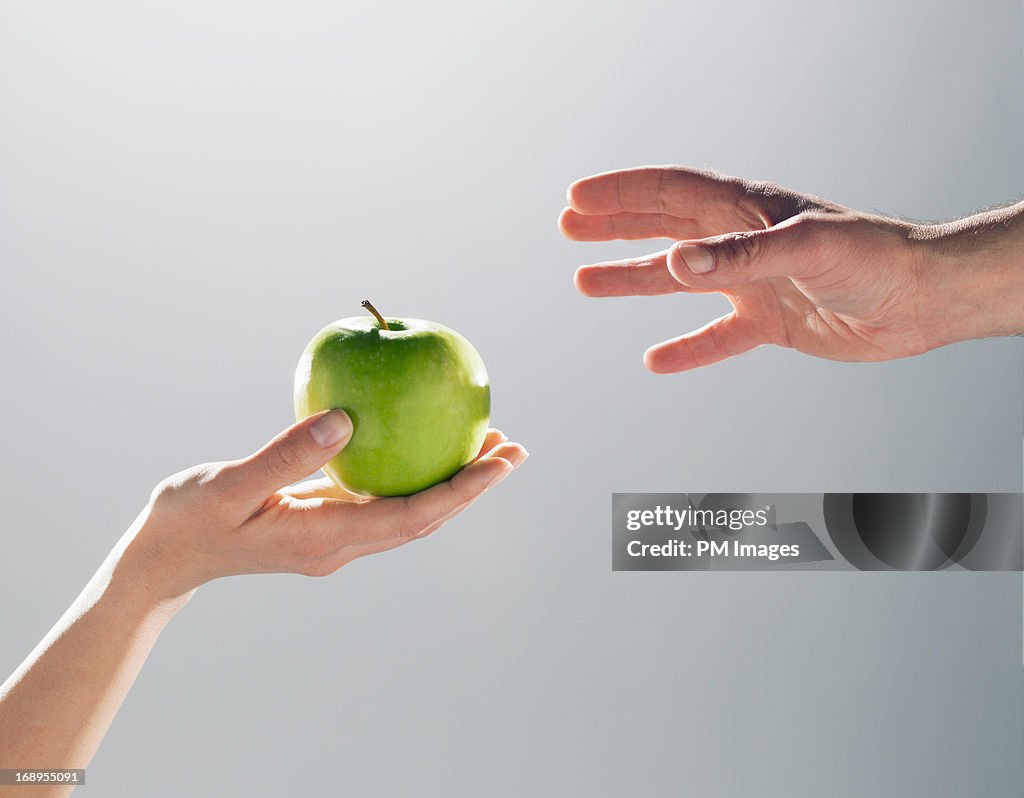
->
<box><xmin>0</xmin><ymin>414</ymin><xmax>524</xmax><ymax>797</ymax></box>
<box><xmin>0</xmin><ymin>519</ymin><xmax>190</xmax><ymax>796</ymax></box>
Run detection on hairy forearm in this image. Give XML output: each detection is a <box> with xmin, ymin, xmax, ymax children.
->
<box><xmin>0</xmin><ymin>522</ymin><xmax>190</xmax><ymax>796</ymax></box>
<box><xmin>913</xmin><ymin>200</ymin><xmax>1024</xmax><ymax>345</ymax></box>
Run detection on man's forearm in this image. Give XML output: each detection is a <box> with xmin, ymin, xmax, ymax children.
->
<box><xmin>0</xmin><ymin>525</ymin><xmax>189</xmax><ymax>796</ymax></box>
<box><xmin>914</xmin><ymin>200</ymin><xmax>1024</xmax><ymax>345</ymax></box>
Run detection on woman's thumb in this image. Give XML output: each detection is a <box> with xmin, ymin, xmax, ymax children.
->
<box><xmin>220</xmin><ymin>410</ymin><xmax>353</xmax><ymax>508</ymax></box>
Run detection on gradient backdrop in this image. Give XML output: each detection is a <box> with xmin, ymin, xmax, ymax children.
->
<box><xmin>1</xmin><ymin>1</ymin><xmax>1022</xmax><ymax>795</ymax></box>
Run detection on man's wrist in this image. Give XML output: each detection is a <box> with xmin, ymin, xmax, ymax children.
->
<box><xmin>913</xmin><ymin>203</ymin><xmax>1024</xmax><ymax>346</ymax></box>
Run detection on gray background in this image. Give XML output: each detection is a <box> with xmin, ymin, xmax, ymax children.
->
<box><xmin>1</xmin><ymin>0</ymin><xmax>1022</xmax><ymax>795</ymax></box>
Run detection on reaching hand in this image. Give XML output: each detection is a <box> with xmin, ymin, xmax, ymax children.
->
<box><xmin>561</xmin><ymin>166</ymin><xmax>1024</xmax><ymax>373</ymax></box>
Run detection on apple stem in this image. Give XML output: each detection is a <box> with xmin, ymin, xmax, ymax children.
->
<box><xmin>361</xmin><ymin>299</ymin><xmax>390</xmax><ymax>331</ymax></box>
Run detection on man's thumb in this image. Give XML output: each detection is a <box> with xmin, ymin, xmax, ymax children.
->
<box><xmin>666</xmin><ymin>215</ymin><xmax>822</xmax><ymax>289</ymax></box>
<box><xmin>222</xmin><ymin>409</ymin><xmax>353</xmax><ymax>507</ymax></box>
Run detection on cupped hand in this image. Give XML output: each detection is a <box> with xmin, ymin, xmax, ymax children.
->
<box><xmin>121</xmin><ymin>410</ymin><xmax>527</xmax><ymax>601</ymax></box>
<box><xmin>560</xmin><ymin>166</ymin><xmax>960</xmax><ymax>373</ymax></box>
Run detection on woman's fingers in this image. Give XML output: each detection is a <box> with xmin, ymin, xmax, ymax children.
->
<box><xmin>479</xmin><ymin>441</ymin><xmax>528</xmax><ymax>467</ymax></box>
<box><xmin>295</xmin><ymin>441</ymin><xmax>527</xmax><ymax>558</ymax></box>
<box><xmin>366</xmin><ymin>443</ymin><xmax>527</xmax><ymax>547</ymax></box>
<box><xmin>282</xmin><ymin>477</ymin><xmax>369</xmax><ymax>503</ymax></box>
<box><xmin>643</xmin><ymin>313</ymin><xmax>765</xmax><ymax>373</ymax></box>
<box><xmin>477</xmin><ymin>428</ymin><xmax>508</xmax><ymax>458</ymax></box>
<box><xmin>283</xmin><ymin>428</ymin><xmax>511</xmax><ymax>503</ymax></box>
<box><xmin>559</xmin><ymin>208</ymin><xmax>705</xmax><ymax>242</ymax></box>
<box><xmin>355</xmin><ymin>443</ymin><xmax>527</xmax><ymax>543</ymax></box>
<box><xmin>311</xmin><ymin>444</ymin><xmax>528</xmax><ymax>573</ymax></box>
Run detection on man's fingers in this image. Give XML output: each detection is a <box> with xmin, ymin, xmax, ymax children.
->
<box><xmin>566</xmin><ymin>166</ymin><xmax>769</xmax><ymax>228</ymax></box>
<box><xmin>575</xmin><ymin>252</ymin><xmax>698</xmax><ymax>297</ymax></box>
<box><xmin>573</xmin><ymin>217</ymin><xmax>829</xmax><ymax>297</ymax></box>
<box><xmin>665</xmin><ymin>215</ymin><xmax>828</xmax><ymax>290</ymax></box>
<box><xmin>559</xmin><ymin>207</ymin><xmax>705</xmax><ymax>241</ymax></box>
<box><xmin>218</xmin><ymin>409</ymin><xmax>353</xmax><ymax>512</ymax></box>
<box><xmin>644</xmin><ymin>313</ymin><xmax>764</xmax><ymax>374</ymax></box>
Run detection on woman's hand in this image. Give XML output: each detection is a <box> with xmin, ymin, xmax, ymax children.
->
<box><xmin>122</xmin><ymin>410</ymin><xmax>527</xmax><ymax>601</ymax></box>
<box><xmin>561</xmin><ymin>166</ymin><xmax>1024</xmax><ymax>373</ymax></box>
<box><xmin>0</xmin><ymin>411</ymin><xmax>524</xmax><ymax>792</ymax></box>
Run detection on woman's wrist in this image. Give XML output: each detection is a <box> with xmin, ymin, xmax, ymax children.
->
<box><xmin>104</xmin><ymin>518</ymin><xmax>198</xmax><ymax>620</ymax></box>
<box><xmin>913</xmin><ymin>203</ymin><xmax>1024</xmax><ymax>347</ymax></box>
<box><xmin>107</xmin><ymin>552</ymin><xmax>195</xmax><ymax>621</ymax></box>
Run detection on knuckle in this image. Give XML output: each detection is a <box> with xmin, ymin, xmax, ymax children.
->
<box><xmin>737</xmin><ymin>178</ymin><xmax>828</xmax><ymax>228</ymax></box>
<box><xmin>734</xmin><ymin>180</ymin><xmax>774</xmax><ymax>228</ymax></box>
<box><xmin>193</xmin><ymin>462</ymin><xmax>235</xmax><ymax>511</ymax></box>
<box><xmin>791</xmin><ymin>210</ymin><xmax>821</xmax><ymax>226</ymax></box>
<box><xmin>789</xmin><ymin>212</ymin><xmax>833</xmax><ymax>246</ymax></box>
<box><xmin>395</xmin><ymin>497</ymin><xmax>429</xmax><ymax>540</ymax></box>
<box><xmin>793</xmin><ymin>211</ymin><xmax>864</xmax><ymax>256</ymax></box>
<box><xmin>715</xmin><ymin>230</ymin><xmax>763</xmax><ymax>265</ymax></box>
<box><xmin>789</xmin><ymin>210</ymin><xmax>831</xmax><ymax>230</ymax></box>
<box><xmin>149</xmin><ymin>463</ymin><xmax>215</xmax><ymax>506</ymax></box>
<box><xmin>149</xmin><ymin>462</ymin><xmax>236</xmax><ymax>518</ymax></box>
<box><xmin>395</xmin><ymin>516</ymin><xmax>427</xmax><ymax>541</ymax></box>
<box><xmin>264</xmin><ymin>442</ymin><xmax>305</xmax><ymax>482</ymax></box>
<box><xmin>737</xmin><ymin>178</ymin><xmax>807</xmax><ymax>228</ymax></box>
<box><xmin>691</xmin><ymin>170</ymin><xmax>733</xmax><ymax>218</ymax></box>
<box><xmin>196</xmin><ymin>462</ymin><xmax>232</xmax><ymax>495</ymax></box>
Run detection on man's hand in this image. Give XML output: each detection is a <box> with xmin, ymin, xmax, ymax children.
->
<box><xmin>561</xmin><ymin>166</ymin><xmax>1024</xmax><ymax>373</ymax></box>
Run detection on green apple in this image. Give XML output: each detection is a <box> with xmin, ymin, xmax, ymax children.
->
<box><xmin>293</xmin><ymin>300</ymin><xmax>490</xmax><ymax>497</ymax></box>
